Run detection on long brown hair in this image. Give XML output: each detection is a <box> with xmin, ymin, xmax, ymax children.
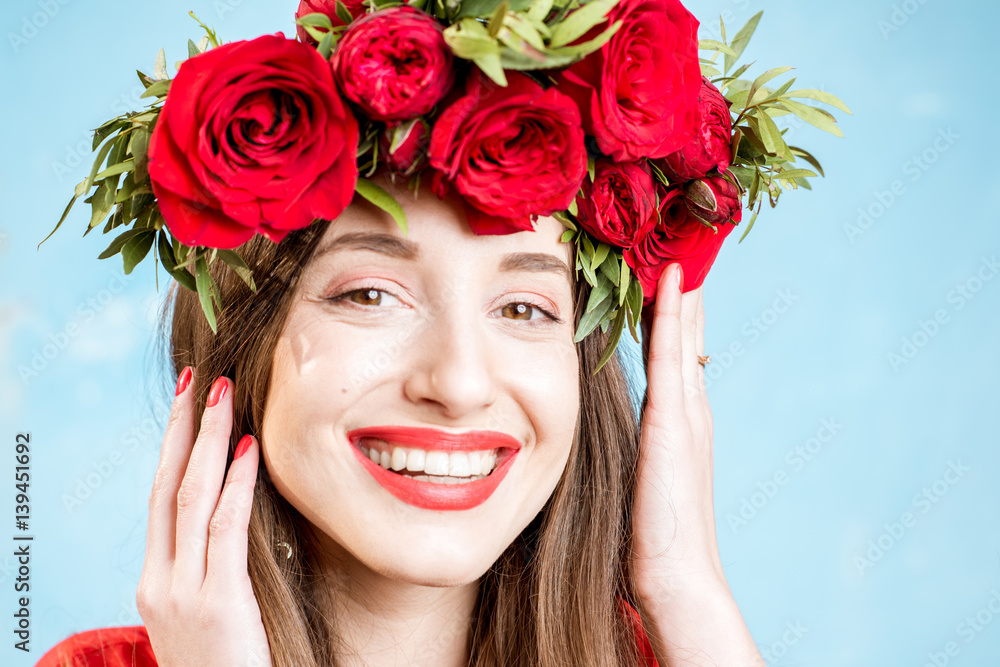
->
<box><xmin>163</xmin><ymin>216</ymin><xmax>647</xmax><ymax>666</ymax></box>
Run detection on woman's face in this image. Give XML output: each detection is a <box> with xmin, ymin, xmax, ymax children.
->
<box><xmin>261</xmin><ymin>177</ymin><xmax>580</xmax><ymax>586</ymax></box>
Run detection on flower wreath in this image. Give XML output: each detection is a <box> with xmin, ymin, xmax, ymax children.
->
<box><xmin>43</xmin><ymin>0</ymin><xmax>848</xmax><ymax>373</ymax></box>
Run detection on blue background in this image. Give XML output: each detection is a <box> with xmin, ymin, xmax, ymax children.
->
<box><xmin>2</xmin><ymin>0</ymin><xmax>998</xmax><ymax>665</ymax></box>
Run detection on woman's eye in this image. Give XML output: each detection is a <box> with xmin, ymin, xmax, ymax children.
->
<box><xmin>331</xmin><ymin>287</ymin><xmax>401</xmax><ymax>308</ymax></box>
<box><xmin>499</xmin><ymin>302</ymin><xmax>557</xmax><ymax>322</ymax></box>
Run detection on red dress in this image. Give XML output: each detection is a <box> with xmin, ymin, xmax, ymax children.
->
<box><xmin>36</xmin><ymin>601</ymin><xmax>658</xmax><ymax>666</ymax></box>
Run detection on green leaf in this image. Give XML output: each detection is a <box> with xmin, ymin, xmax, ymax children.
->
<box><xmin>297</xmin><ymin>11</ymin><xmax>334</xmax><ymax>30</ymax></box>
<box><xmin>598</xmin><ymin>255</ymin><xmax>619</xmax><ymax>287</ymax></box>
<box><xmin>725</xmin><ymin>10</ymin><xmax>762</xmax><ymax>76</ymax></box>
<box><xmin>788</xmin><ymin>145</ymin><xmax>825</xmax><ymax>177</ymax></box>
<box><xmin>195</xmin><ymin>255</ymin><xmax>219</xmax><ymax>333</ymax></box>
<box><xmin>785</xmin><ymin>88</ymin><xmax>852</xmax><ymax>114</ymax></box>
<box><xmin>592</xmin><ymin>306</ymin><xmax>626</xmax><ymax>374</ymax></box>
<box><xmin>158</xmin><ymin>231</ymin><xmax>197</xmax><ymax>291</ymax></box>
<box><xmin>187</xmin><ymin>39</ymin><xmax>200</xmax><ymax>59</ymax></box>
<box><xmin>94</xmin><ymin>160</ymin><xmax>134</xmax><ymax>180</ymax></box>
<box><xmin>549</xmin><ymin>0</ymin><xmax>617</xmax><ymax>48</ymax></box>
<box><xmin>121</xmin><ymin>232</ymin><xmax>155</xmax><ymax>274</ymax></box>
<box><xmin>552</xmin><ymin>210</ymin><xmax>577</xmax><ymax>230</ymax></box>
<box><xmin>216</xmin><ymin>249</ymin><xmax>257</xmax><ymax>291</ymax></box>
<box><xmin>762</xmin><ymin>76</ymin><xmax>797</xmax><ymax>104</ymax></box>
<box><xmin>488</xmin><ymin>0</ymin><xmax>508</xmax><ymax>38</ymax></box>
<box><xmin>140</xmin><ymin>79</ymin><xmax>171</xmax><ymax>99</ymax></box>
<box><xmin>747</xmin><ymin>66</ymin><xmax>793</xmax><ymax>103</ymax></box>
<box><xmin>334</xmin><ymin>1</ymin><xmax>354</xmax><ymax>25</ymax></box>
<box><xmin>85</xmin><ymin>137</ymin><xmax>118</xmax><ymax>192</ymax></box>
<box><xmin>355</xmin><ymin>177</ymin><xmax>408</xmax><ymax>235</ymax></box>
<box><xmin>774</xmin><ymin>99</ymin><xmax>843</xmax><ymax>137</ymax></box>
<box><xmin>753</xmin><ymin>110</ymin><xmax>788</xmax><ymax>157</ymax></box>
<box><xmin>585</xmin><ymin>275</ymin><xmax>613</xmax><ymax>314</ymax></box>
<box><xmin>699</xmin><ymin>39</ymin><xmax>736</xmax><ymax>56</ymax></box>
<box><xmin>131</xmin><ymin>126</ymin><xmax>152</xmax><ymax>183</ymax></box>
<box><xmin>619</xmin><ymin>255</ymin><xmax>630</xmax><ymax>307</ymax></box>
<box><xmin>456</xmin><ymin>0</ymin><xmax>532</xmax><ymax>18</ymax></box>
<box><xmin>625</xmin><ymin>277</ymin><xmax>642</xmax><ymax>341</ymax></box>
<box><xmin>738</xmin><ymin>209</ymin><xmax>759</xmax><ymax>243</ymax></box>
<box><xmin>188</xmin><ymin>11</ymin><xmax>220</xmax><ymax>48</ymax></box>
<box><xmin>316</xmin><ymin>30</ymin><xmax>335</xmax><ymax>60</ymax></box>
<box><xmin>97</xmin><ymin>228</ymin><xmax>146</xmax><ymax>259</ymax></box>
<box><xmin>774</xmin><ymin>168</ymin><xmax>817</xmax><ymax>180</ymax></box>
<box><xmin>574</xmin><ymin>289</ymin><xmax>614</xmax><ymax>342</ymax></box>
<box><xmin>728</xmin><ymin>165</ymin><xmax>755</xmax><ymax>189</ymax></box>
<box><xmin>527</xmin><ymin>0</ymin><xmax>554</xmax><ymax>22</ymax></box>
<box><xmin>590</xmin><ymin>243</ymin><xmax>611</xmax><ymax>270</ymax></box>
<box><xmin>88</xmin><ymin>180</ymin><xmax>117</xmax><ymax>229</ymax></box>
<box><xmin>701</xmin><ymin>63</ymin><xmax>721</xmax><ymax>78</ymax></box>
<box><xmin>39</xmin><ymin>185</ymin><xmax>85</xmax><ymax>249</ymax></box>
<box><xmin>92</xmin><ymin>118</ymin><xmax>129</xmax><ymax>150</ymax></box>
<box><xmin>560</xmin><ymin>229</ymin><xmax>575</xmax><ymax>243</ymax></box>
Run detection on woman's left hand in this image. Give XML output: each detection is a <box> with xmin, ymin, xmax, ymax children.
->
<box><xmin>632</xmin><ymin>261</ymin><xmax>722</xmax><ymax>597</ymax></box>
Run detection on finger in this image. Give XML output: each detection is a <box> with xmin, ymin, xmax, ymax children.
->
<box><xmin>645</xmin><ymin>263</ymin><xmax>685</xmax><ymax>429</ymax></box>
<box><xmin>680</xmin><ymin>285</ymin><xmax>702</xmax><ymax>403</ymax></box>
<box><xmin>696</xmin><ymin>289</ymin><xmax>707</xmax><ymax>394</ymax></box>
<box><xmin>204</xmin><ymin>435</ymin><xmax>259</xmax><ymax>595</ymax></box>
<box><xmin>697</xmin><ymin>292</ymin><xmax>714</xmax><ymax>435</ymax></box>
<box><xmin>174</xmin><ymin>376</ymin><xmax>234</xmax><ymax>589</ymax></box>
<box><xmin>145</xmin><ymin>367</ymin><xmax>197</xmax><ymax>571</ymax></box>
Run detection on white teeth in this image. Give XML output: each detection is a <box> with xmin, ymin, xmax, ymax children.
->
<box><xmin>360</xmin><ymin>439</ymin><xmax>501</xmax><ymax>479</ymax></box>
<box><xmin>390</xmin><ymin>447</ymin><xmax>406</xmax><ymax>471</ymax></box>
<box><xmin>449</xmin><ymin>452</ymin><xmax>471</xmax><ymax>477</ymax></box>
<box><xmin>468</xmin><ymin>451</ymin><xmax>482</xmax><ymax>475</ymax></box>
<box><xmin>405</xmin><ymin>448</ymin><xmax>425</xmax><ymax>472</ymax></box>
<box><xmin>408</xmin><ymin>473</ymin><xmax>488</xmax><ymax>484</ymax></box>
<box><xmin>424</xmin><ymin>451</ymin><xmax>451</xmax><ymax>476</ymax></box>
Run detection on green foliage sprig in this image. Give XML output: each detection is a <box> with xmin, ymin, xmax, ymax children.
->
<box><xmin>698</xmin><ymin>11</ymin><xmax>851</xmax><ymax>242</ymax></box>
<box><xmin>38</xmin><ymin>20</ymin><xmax>257</xmax><ymax>333</ymax></box>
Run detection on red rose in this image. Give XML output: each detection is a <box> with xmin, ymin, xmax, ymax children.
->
<box><xmin>683</xmin><ymin>172</ymin><xmax>743</xmax><ymax>226</ymax></box>
<box><xmin>657</xmin><ymin>77</ymin><xmax>734</xmax><ymax>182</ymax></box>
<box><xmin>148</xmin><ymin>34</ymin><xmax>359</xmax><ymax>249</ymax></box>
<box><xmin>625</xmin><ymin>186</ymin><xmax>736</xmax><ymax>303</ymax></box>
<box><xmin>554</xmin><ymin>0</ymin><xmax>702</xmax><ymax>162</ymax></box>
<box><xmin>295</xmin><ymin>0</ymin><xmax>366</xmax><ymax>45</ymax></box>
<box><xmin>331</xmin><ymin>7</ymin><xmax>454</xmax><ymax>122</ymax></box>
<box><xmin>576</xmin><ymin>159</ymin><xmax>657</xmax><ymax>248</ymax></box>
<box><xmin>379</xmin><ymin>118</ymin><xmax>430</xmax><ymax>176</ymax></box>
<box><xmin>429</xmin><ymin>70</ymin><xmax>587</xmax><ymax>235</ymax></box>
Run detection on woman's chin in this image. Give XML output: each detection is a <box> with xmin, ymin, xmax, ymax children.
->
<box><xmin>363</xmin><ymin>534</ymin><xmax>502</xmax><ymax>588</ymax></box>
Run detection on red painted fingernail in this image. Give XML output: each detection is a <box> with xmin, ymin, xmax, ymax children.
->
<box><xmin>234</xmin><ymin>435</ymin><xmax>253</xmax><ymax>460</ymax></box>
<box><xmin>175</xmin><ymin>367</ymin><xmax>193</xmax><ymax>396</ymax></box>
<box><xmin>674</xmin><ymin>263</ymin><xmax>684</xmax><ymax>292</ymax></box>
<box><xmin>206</xmin><ymin>376</ymin><xmax>229</xmax><ymax>408</ymax></box>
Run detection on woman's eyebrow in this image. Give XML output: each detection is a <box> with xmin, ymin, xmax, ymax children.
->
<box><xmin>499</xmin><ymin>252</ymin><xmax>573</xmax><ymax>285</ymax></box>
<box><xmin>314</xmin><ymin>232</ymin><xmax>418</xmax><ymax>261</ymax></box>
<box><xmin>314</xmin><ymin>232</ymin><xmax>571</xmax><ymax>284</ymax></box>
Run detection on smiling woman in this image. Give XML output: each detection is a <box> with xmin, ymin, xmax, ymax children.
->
<box><xmin>156</xmin><ymin>175</ymin><xmax>649</xmax><ymax>666</ymax></box>
<box><xmin>31</xmin><ymin>0</ymin><xmax>846</xmax><ymax>661</ymax></box>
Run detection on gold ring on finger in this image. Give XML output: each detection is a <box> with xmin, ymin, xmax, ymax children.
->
<box><xmin>697</xmin><ymin>355</ymin><xmax>711</xmax><ymax>367</ymax></box>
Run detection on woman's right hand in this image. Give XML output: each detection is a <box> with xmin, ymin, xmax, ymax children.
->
<box><xmin>136</xmin><ymin>369</ymin><xmax>273</xmax><ymax>667</ymax></box>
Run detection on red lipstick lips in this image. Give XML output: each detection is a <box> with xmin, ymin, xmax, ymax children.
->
<box><xmin>346</xmin><ymin>426</ymin><xmax>521</xmax><ymax>511</ymax></box>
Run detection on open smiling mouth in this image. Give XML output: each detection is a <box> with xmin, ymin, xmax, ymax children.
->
<box><xmin>346</xmin><ymin>427</ymin><xmax>521</xmax><ymax>511</ymax></box>
<box><xmin>358</xmin><ymin>437</ymin><xmax>501</xmax><ymax>484</ymax></box>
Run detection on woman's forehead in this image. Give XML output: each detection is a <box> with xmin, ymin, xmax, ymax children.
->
<box><xmin>320</xmin><ymin>186</ymin><xmax>573</xmax><ymax>268</ymax></box>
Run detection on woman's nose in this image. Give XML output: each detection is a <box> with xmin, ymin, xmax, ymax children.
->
<box><xmin>402</xmin><ymin>304</ymin><xmax>499</xmax><ymax>419</ymax></box>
